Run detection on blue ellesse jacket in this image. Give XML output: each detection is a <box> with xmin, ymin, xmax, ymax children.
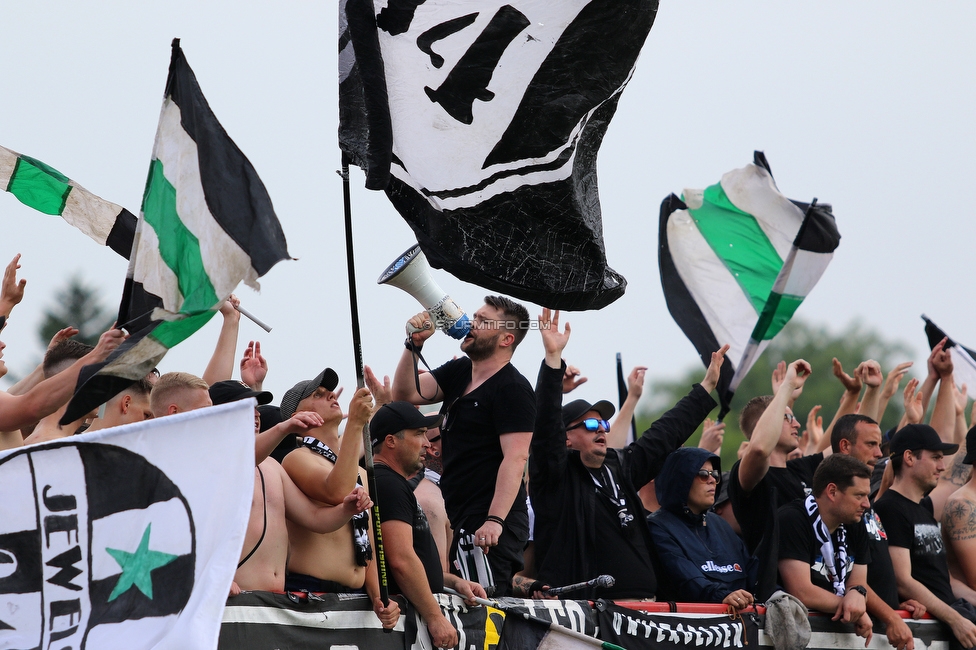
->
<box><xmin>648</xmin><ymin>447</ymin><xmax>754</xmax><ymax>602</ymax></box>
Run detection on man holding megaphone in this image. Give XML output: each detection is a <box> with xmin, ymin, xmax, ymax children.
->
<box><xmin>392</xmin><ymin>296</ymin><xmax>535</xmax><ymax>598</ymax></box>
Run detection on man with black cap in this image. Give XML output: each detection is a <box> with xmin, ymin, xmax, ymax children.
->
<box><xmin>176</xmin><ymin>379</ymin><xmax>376</xmax><ymax>600</ymax></box>
<box><xmin>371</xmin><ymin>401</ymin><xmax>486</xmax><ymax>649</ymax></box>
<box><xmin>874</xmin><ymin>424</ymin><xmax>976</xmax><ymax>649</ymax></box>
<box><xmin>278</xmin><ymin>368</ymin><xmax>399</xmax><ymax>626</ymax></box>
<box><xmin>942</xmin><ymin>425</ymin><xmax>976</xmax><ymax>597</ymax></box>
<box><xmin>530</xmin><ymin>309</ymin><xmax>725</xmax><ymax>599</ymax></box>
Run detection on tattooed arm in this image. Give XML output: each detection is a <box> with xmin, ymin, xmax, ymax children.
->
<box><xmin>942</xmin><ymin>492</ymin><xmax>976</xmax><ymax>593</ymax></box>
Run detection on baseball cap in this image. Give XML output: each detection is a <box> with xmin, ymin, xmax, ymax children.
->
<box><xmin>963</xmin><ymin>426</ymin><xmax>976</xmax><ymax>465</ymax></box>
<box><xmin>280</xmin><ymin>368</ymin><xmax>339</xmax><ymax>418</ymax></box>
<box><xmin>889</xmin><ymin>423</ymin><xmax>959</xmax><ymax>458</ymax></box>
<box><xmin>561</xmin><ymin>399</ymin><xmax>616</xmax><ymax>429</ymax></box>
<box><xmin>209</xmin><ymin>380</ymin><xmax>273</xmax><ymax>406</ymax></box>
<box><xmin>370</xmin><ymin>401</ymin><xmax>442</xmax><ymax>447</ymax></box>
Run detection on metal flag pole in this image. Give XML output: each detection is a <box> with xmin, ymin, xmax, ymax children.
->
<box><xmin>340</xmin><ymin>153</ymin><xmax>391</xmax><ymax>610</ymax></box>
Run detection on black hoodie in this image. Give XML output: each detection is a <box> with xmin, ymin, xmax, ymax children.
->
<box><xmin>648</xmin><ymin>447</ymin><xmax>754</xmax><ymax>602</ymax></box>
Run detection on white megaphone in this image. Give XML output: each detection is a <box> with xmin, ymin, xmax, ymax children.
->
<box><xmin>378</xmin><ymin>245</ymin><xmax>471</xmax><ymax>340</ymax></box>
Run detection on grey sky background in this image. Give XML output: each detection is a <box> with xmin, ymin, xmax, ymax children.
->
<box><xmin>2</xmin><ymin>2</ymin><xmax>973</xmax><ymax>416</ymax></box>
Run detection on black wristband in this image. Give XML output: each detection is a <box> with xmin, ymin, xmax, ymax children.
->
<box><xmin>485</xmin><ymin>515</ymin><xmax>505</xmax><ymax>528</ymax></box>
<box><xmin>404</xmin><ymin>336</ymin><xmax>422</xmax><ymax>352</ymax></box>
<box><xmin>849</xmin><ymin>585</ymin><xmax>867</xmax><ymax>597</ymax></box>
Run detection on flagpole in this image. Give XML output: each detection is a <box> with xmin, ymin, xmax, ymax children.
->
<box><xmin>340</xmin><ymin>153</ymin><xmax>391</xmax><ymax>610</ymax></box>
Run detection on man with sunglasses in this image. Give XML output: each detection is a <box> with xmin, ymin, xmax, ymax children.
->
<box><xmin>529</xmin><ymin>309</ymin><xmax>725</xmax><ymax>600</ymax></box>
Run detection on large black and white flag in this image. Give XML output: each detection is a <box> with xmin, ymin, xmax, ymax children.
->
<box><xmin>340</xmin><ymin>0</ymin><xmax>659</xmax><ymax>310</ymax></box>
<box><xmin>0</xmin><ymin>401</ymin><xmax>254</xmax><ymax>649</ymax></box>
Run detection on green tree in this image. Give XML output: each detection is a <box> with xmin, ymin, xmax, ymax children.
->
<box><xmin>38</xmin><ymin>276</ymin><xmax>115</xmax><ymax>348</ymax></box>
<box><xmin>637</xmin><ymin>318</ymin><xmax>916</xmax><ymax>470</ymax></box>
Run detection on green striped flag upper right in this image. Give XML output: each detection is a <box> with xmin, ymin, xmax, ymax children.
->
<box><xmin>659</xmin><ymin>152</ymin><xmax>840</xmax><ymax>418</ymax></box>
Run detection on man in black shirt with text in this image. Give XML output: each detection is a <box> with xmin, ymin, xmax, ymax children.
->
<box><xmin>874</xmin><ymin>424</ymin><xmax>976</xmax><ymax>650</ymax></box>
<box><xmin>393</xmin><ymin>295</ymin><xmax>535</xmax><ymax>596</ymax></box>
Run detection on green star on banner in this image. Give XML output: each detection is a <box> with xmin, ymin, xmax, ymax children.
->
<box><xmin>106</xmin><ymin>523</ymin><xmax>177</xmax><ymax>602</ymax></box>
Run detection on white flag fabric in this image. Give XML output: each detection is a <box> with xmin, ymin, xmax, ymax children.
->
<box><xmin>0</xmin><ymin>400</ymin><xmax>255</xmax><ymax>650</ymax></box>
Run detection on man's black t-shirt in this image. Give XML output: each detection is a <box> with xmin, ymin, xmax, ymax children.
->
<box><xmin>874</xmin><ymin>490</ymin><xmax>955</xmax><ymax>605</ymax></box>
<box><xmin>729</xmin><ymin>454</ymin><xmax>818</xmax><ymax>553</ymax></box>
<box><xmin>374</xmin><ymin>464</ymin><xmax>443</xmax><ymax>595</ymax></box>
<box><xmin>863</xmin><ymin>506</ymin><xmax>899</xmax><ymax>609</ymax></box>
<box><xmin>778</xmin><ymin>500</ymin><xmax>869</xmax><ymax>594</ymax></box>
<box><xmin>431</xmin><ymin>358</ymin><xmax>534</xmax><ymax>528</ymax></box>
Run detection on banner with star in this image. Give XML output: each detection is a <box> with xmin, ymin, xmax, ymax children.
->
<box><xmin>0</xmin><ymin>400</ymin><xmax>254</xmax><ymax>650</ymax></box>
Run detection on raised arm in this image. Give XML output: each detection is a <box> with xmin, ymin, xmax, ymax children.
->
<box><xmin>608</xmin><ymin>365</ymin><xmax>646</xmax><ymax>449</ymax></box>
<box><xmin>202</xmin><ymin>295</ymin><xmax>241</xmax><ymax>385</ymax></box>
<box><xmin>929</xmin><ymin>346</ymin><xmax>956</xmax><ymax>442</ymax></box>
<box><xmin>255</xmin><ymin>411</ymin><xmax>324</xmax><ymax>465</ymax></box>
<box><xmin>0</xmin><ymin>254</ymin><xmax>26</xmax><ymax>322</ymax></box>
<box><xmin>920</xmin><ymin>341</ymin><xmax>946</xmax><ymax>413</ymax></box>
<box><xmin>816</xmin><ymin>359</ymin><xmax>862</xmax><ymax>453</ymax></box>
<box><xmin>239</xmin><ymin>340</ymin><xmax>268</xmax><ymax>390</ymax></box>
<box><xmin>531</xmin><ymin>308</ymin><xmax>571</xmax><ymax>485</ymax></box>
<box><xmin>739</xmin><ymin>360</ymin><xmax>810</xmax><ymax>492</ymax></box>
<box><xmin>878</xmin><ymin>362</ymin><xmax>913</xmax><ymax>424</ymax></box>
<box><xmin>281</xmin><ymin>388</ymin><xmax>374</xmax><ymax>505</ymax></box>
<box><xmin>0</xmin><ymin>327</ymin><xmax>124</xmax><ymax>432</ymax></box>
<box><xmin>856</xmin><ymin>360</ymin><xmax>884</xmax><ymax>422</ymax></box>
<box><xmin>626</xmin><ymin>345</ymin><xmax>725</xmax><ymax>487</ymax></box>
<box><xmin>392</xmin><ymin>311</ymin><xmax>443</xmax><ymax>404</ymax></box>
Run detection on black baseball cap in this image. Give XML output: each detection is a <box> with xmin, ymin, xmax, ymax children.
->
<box><xmin>561</xmin><ymin>399</ymin><xmax>616</xmax><ymax>428</ymax></box>
<box><xmin>209</xmin><ymin>380</ymin><xmax>273</xmax><ymax>406</ymax></box>
<box><xmin>370</xmin><ymin>401</ymin><xmax>442</xmax><ymax>447</ymax></box>
<box><xmin>889</xmin><ymin>423</ymin><xmax>959</xmax><ymax>458</ymax></box>
<box><xmin>963</xmin><ymin>426</ymin><xmax>976</xmax><ymax>465</ymax></box>
<box><xmin>280</xmin><ymin>368</ymin><xmax>339</xmax><ymax>418</ymax></box>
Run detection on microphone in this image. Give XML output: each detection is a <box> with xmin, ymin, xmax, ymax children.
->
<box><xmin>545</xmin><ymin>574</ymin><xmax>615</xmax><ymax>596</ymax></box>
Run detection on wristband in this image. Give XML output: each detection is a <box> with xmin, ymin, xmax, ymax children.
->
<box><xmin>485</xmin><ymin>515</ymin><xmax>505</xmax><ymax>528</ymax></box>
<box><xmin>404</xmin><ymin>336</ymin><xmax>422</xmax><ymax>352</ymax></box>
<box><xmin>849</xmin><ymin>585</ymin><xmax>867</xmax><ymax>597</ymax></box>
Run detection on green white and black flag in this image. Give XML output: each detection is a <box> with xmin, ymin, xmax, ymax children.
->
<box><xmin>61</xmin><ymin>39</ymin><xmax>291</xmax><ymax>424</ymax></box>
<box><xmin>0</xmin><ymin>144</ymin><xmax>137</xmax><ymax>258</ymax></box>
<box><xmin>660</xmin><ymin>152</ymin><xmax>840</xmax><ymax>418</ymax></box>
<box><xmin>0</xmin><ymin>400</ymin><xmax>254</xmax><ymax>649</ymax></box>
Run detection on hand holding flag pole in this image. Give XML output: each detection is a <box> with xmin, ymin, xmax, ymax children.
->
<box><xmin>340</xmin><ymin>153</ymin><xmax>393</xmax><ymax>626</ymax></box>
<box><xmin>234</xmin><ymin>303</ymin><xmax>272</xmax><ymax>333</ymax></box>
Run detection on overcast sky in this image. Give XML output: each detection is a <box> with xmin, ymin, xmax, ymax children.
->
<box><xmin>2</xmin><ymin>2</ymin><xmax>973</xmax><ymax>416</ymax></box>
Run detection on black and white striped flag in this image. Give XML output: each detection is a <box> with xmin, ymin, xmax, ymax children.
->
<box><xmin>340</xmin><ymin>0</ymin><xmax>660</xmax><ymax>310</ymax></box>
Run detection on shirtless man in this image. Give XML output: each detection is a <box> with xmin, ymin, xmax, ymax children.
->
<box><xmin>942</xmin><ymin>423</ymin><xmax>976</xmax><ymax>598</ymax></box>
<box><xmin>0</xmin><ymin>327</ymin><xmax>124</xmax><ymax>444</ymax></box>
<box><xmin>23</xmin><ymin>340</ymin><xmax>96</xmax><ymax>444</ymax></box>
<box><xmin>85</xmin><ymin>378</ymin><xmax>155</xmax><ymax>432</ymax></box>
<box><xmin>279</xmin><ymin>368</ymin><xmax>398</xmax><ymax>625</ymax></box>
<box><xmin>149</xmin><ymin>373</ymin><xmax>384</xmax><ymax>610</ymax></box>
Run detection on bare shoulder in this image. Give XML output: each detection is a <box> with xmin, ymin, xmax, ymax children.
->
<box><xmin>943</xmin><ymin>489</ymin><xmax>976</xmax><ymax>541</ymax></box>
<box><xmin>282</xmin><ymin>446</ymin><xmax>334</xmax><ymax>474</ymax></box>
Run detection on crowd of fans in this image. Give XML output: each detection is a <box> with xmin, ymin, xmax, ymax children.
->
<box><xmin>2</xmin><ymin>252</ymin><xmax>975</xmax><ymax>650</ymax></box>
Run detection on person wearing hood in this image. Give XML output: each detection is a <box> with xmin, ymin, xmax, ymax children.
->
<box><xmin>529</xmin><ymin>309</ymin><xmax>725</xmax><ymax>600</ymax></box>
<box><xmin>648</xmin><ymin>447</ymin><xmax>755</xmax><ymax>607</ymax></box>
